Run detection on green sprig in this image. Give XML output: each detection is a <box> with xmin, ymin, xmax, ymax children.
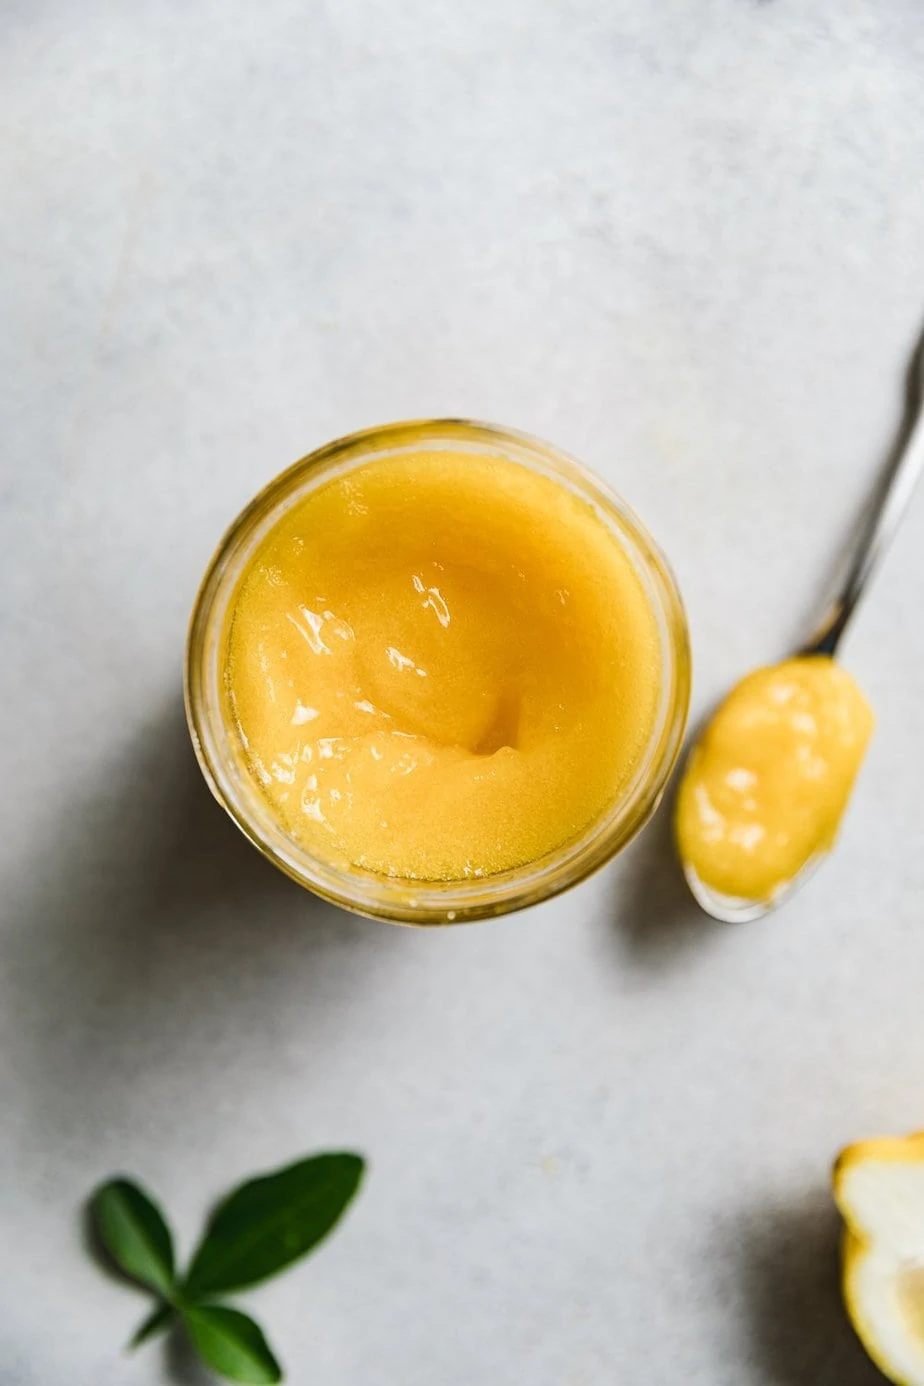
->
<box><xmin>89</xmin><ymin>1153</ymin><xmax>366</xmax><ymax>1384</ymax></box>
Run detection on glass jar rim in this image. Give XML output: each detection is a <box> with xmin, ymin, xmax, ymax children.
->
<box><xmin>185</xmin><ymin>418</ymin><xmax>691</xmax><ymax>924</ymax></box>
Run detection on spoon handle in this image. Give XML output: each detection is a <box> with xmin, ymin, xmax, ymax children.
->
<box><xmin>803</xmin><ymin>344</ymin><xmax>924</xmax><ymax>657</ymax></box>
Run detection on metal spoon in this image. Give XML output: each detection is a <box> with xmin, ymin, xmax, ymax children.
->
<box><xmin>683</xmin><ymin>333</ymin><xmax>924</xmax><ymax>923</ymax></box>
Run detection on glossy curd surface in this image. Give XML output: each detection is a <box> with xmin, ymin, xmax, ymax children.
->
<box><xmin>675</xmin><ymin>655</ymin><xmax>874</xmax><ymax>904</ymax></box>
<box><xmin>224</xmin><ymin>449</ymin><xmax>663</xmax><ymax>881</ymax></box>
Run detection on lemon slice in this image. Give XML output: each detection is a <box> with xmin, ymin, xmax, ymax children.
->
<box><xmin>834</xmin><ymin>1133</ymin><xmax>924</xmax><ymax>1385</ymax></box>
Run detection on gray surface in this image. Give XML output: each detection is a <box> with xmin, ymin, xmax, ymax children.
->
<box><xmin>2</xmin><ymin>2</ymin><xmax>923</xmax><ymax>1383</ymax></box>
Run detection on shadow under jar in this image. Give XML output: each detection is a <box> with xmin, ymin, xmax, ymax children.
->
<box><xmin>185</xmin><ymin>420</ymin><xmax>691</xmax><ymax>924</ymax></box>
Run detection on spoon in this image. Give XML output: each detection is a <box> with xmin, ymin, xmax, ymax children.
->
<box><xmin>681</xmin><ymin>333</ymin><xmax>924</xmax><ymax>923</ymax></box>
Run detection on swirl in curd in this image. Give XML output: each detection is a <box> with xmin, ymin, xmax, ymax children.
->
<box><xmin>224</xmin><ymin>449</ymin><xmax>663</xmax><ymax>880</ymax></box>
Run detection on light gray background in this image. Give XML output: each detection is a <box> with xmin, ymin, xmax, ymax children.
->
<box><xmin>2</xmin><ymin>2</ymin><xmax>923</xmax><ymax>1383</ymax></box>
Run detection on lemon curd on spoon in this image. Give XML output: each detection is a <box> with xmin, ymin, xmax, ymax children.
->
<box><xmin>675</xmin><ymin>655</ymin><xmax>873</xmax><ymax>906</ymax></box>
<box><xmin>226</xmin><ymin>449</ymin><xmax>663</xmax><ymax>880</ymax></box>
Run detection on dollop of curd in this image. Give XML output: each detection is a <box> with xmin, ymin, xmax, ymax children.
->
<box><xmin>675</xmin><ymin>656</ymin><xmax>874</xmax><ymax>903</ymax></box>
<box><xmin>225</xmin><ymin>450</ymin><xmax>663</xmax><ymax>880</ymax></box>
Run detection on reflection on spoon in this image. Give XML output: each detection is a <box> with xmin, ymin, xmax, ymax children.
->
<box><xmin>683</xmin><ymin>853</ymin><xmax>826</xmax><ymax>925</ymax></box>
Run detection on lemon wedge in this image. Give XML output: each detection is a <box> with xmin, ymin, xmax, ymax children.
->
<box><xmin>834</xmin><ymin>1133</ymin><xmax>924</xmax><ymax>1385</ymax></box>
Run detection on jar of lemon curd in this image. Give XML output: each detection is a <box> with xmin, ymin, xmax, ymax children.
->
<box><xmin>185</xmin><ymin>420</ymin><xmax>690</xmax><ymax>923</ymax></box>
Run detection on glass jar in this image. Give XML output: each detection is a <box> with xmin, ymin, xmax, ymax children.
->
<box><xmin>185</xmin><ymin>419</ymin><xmax>690</xmax><ymax>924</ymax></box>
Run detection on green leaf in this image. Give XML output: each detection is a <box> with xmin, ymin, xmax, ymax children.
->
<box><xmin>183</xmin><ymin>1306</ymin><xmax>282</xmax><ymax>1384</ymax></box>
<box><xmin>183</xmin><ymin>1152</ymin><xmax>365</xmax><ymax>1300</ymax></box>
<box><xmin>90</xmin><ymin>1178</ymin><xmax>176</xmax><ymax>1298</ymax></box>
<box><xmin>129</xmin><ymin>1301</ymin><xmax>176</xmax><ymax>1349</ymax></box>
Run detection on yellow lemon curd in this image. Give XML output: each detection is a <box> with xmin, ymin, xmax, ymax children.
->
<box><xmin>224</xmin><ymin>449</ymin><xmax>663</xmax><ymax>881</ymax></box>
<box><xmin>675</xmin><ymin>656</ymin><xmax>873</xmax><ymax>903</ymax></box>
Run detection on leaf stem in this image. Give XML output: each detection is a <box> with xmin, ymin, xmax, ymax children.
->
<box><xmin>129</xmin><ymin>1301</ymin><xmax>176</xmax><ymax>1350</ymax></box>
